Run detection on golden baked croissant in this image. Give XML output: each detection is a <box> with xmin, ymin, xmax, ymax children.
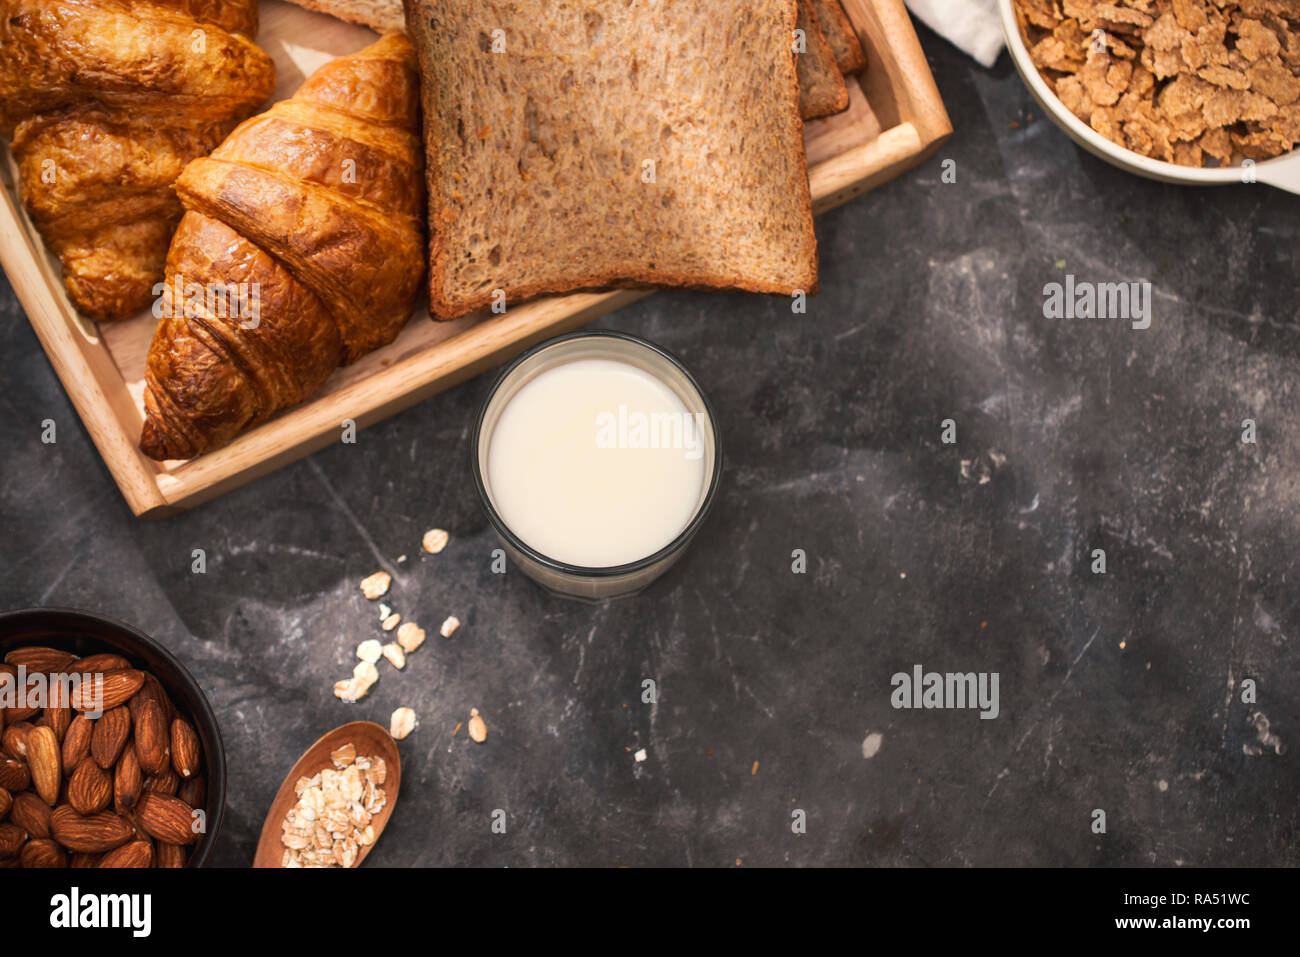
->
<box><xmin>139</xmin><ymin>32</ymin><xmax>426</xmax><ymax>461</ymax></box>
<box><xmin>0</xmin><ymin>0</ymin><xmax>275</xmax><ymax>320</ymax></box>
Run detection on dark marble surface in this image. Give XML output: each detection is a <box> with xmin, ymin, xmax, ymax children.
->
<box><xmin>1</xmin><ymin>23</ymin><xmax>1297</xmax><ymax>867</ymax></box>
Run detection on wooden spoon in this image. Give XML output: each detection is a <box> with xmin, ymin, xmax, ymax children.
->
<box><xmin>253</xmin><ymin>721</ymin><xmax>400</xmax><ymax>868</ymax></box>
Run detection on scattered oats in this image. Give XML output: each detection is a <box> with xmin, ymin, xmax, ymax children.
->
<box><xmin>382</xmin><ymin>642</ymin><xmax>406</xmax><ymax>669</ymax></box>
<box><xmin>452</xmin><ymin>721</ymin><xmax>463</xmax><ymax>737</ymax></box>
<box><xmin>422</xmin><ymin>528</ymin><xmax>450</xmax><ymax>554</ymax></box>
<box><xmin>390</xmin><ymin>706</ymin><xmax>418</xmax><ymax>740</ymax></box>
<box><xmin>353</xmin><ymin>661</ymin><xmax>379</xmax><ymax>686</ymax></box>
<box><xmin>396</xmin><ymin>555</ymin><xmax>407</xmax><ymax>563</ymax></box>
<box><xmin>440</xmin><ymin>615</ymin><xmax>461</xmax><ymax>638</ymax></box>
<box><xmin>396</xmin><ymin>621</ymin><xmax>426</xmax><ymax>652</ymax></box>
<box><xmin>330</xmin><ymin>743</ymin><xmax>356</xmax><ymax>766</ymax></box>
<box><xmin>468</xmin><ymin>708</ymin><xmax>487</xmax><ymax>743</ymax></box>
<box><xmin>634</xmin><ymin>748</ymin><xmax>647</xmax><ymax>762</ymax></box>
<box><xmin>378</xmin><ymin>602</ymin><xmax>392</xmax><ymax>619</ymax></box>
<box><xmin>359</xmin><ymin>570</ymin><xmax>391</xmax><ymax>599</ymax></box>
<box><xmin>334</xmin><ymin>659</ymin><xmax>379</xmax><ymax>702</ymax></box>
<box><xmin>751</xmin><ymin>760</ymin><xmax>760</xmax><ymax>776</ymax></box>
<box><xmin>357</xmin><ymin>639</ymin><xmax>383</xmax><ymax>663</ymax></box>
<box><xmin>333</xmin><ymin>677</ymin><xmax>368</xmax><ymax>703</ymax></box>
<box><xmin>382</xmin><ymin>613</ymin><xmax>401</xmax><ymax>631</ymax></box>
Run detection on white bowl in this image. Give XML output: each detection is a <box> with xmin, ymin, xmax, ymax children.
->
<box><xmin>997</xmin><ymin>0</ymin><xmax>1300</xmax><ymax>193</ymax></box>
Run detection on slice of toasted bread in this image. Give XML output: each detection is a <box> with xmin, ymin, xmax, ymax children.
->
<box><xmin>282</xmin><ymin>0</ymin><xmax>403</xmax><ymax>30</ymax></box>
<box><xmin>797</xmin><ymin>0</ymin><xmax>849</xmax><ymax>119</ymax></box>
<box><xmin>405</xmin><ymin>0</ymin><xmax>818</xmax><ymax>320</ymax></box>
<box><xmin>285</xmin><ymin>0</ymin><xmax>853</xmax><ymax>120</ymax></box>
<box><xmin>813</xmin><ymin>0</ymin><xmax>868</xmax><ymax>74</ymax></box>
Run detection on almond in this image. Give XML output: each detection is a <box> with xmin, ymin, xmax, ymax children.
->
<box><xmin>155</xmin><ymin>842</ymin><xmax>187</xmax><ymax>869</ymax></box>
<box><xmin>10</xmin><ymin>791</ymin><xmax>51</xmax><ymax>838</ymax></box>
<box><xmin>0</xmin><ymin>822</ymin><xmax>24</xmax><ymax>858</ymax></box>
<box><xmin>40</xmin><ymin>705</ymin><xmax>72</xmax><ymax>742</ymax></box>
<box><xmin>75</xmin><ymin>653</ymin><xmax>132</xmax><ymax>673</ymax></box>
<box><xmin>170</xmin><ymin>718</ymin><xmax>201</xmax><ymax>779</ymax></box>
<box><xmin>68</xmin><ymin>756</ymin><xmax>112</xmax><ymax>815</ymax></box>
<box><xmin>0</xmin><ymin>786</ymin><xmax>10</xmax><ymax>820</ymax></box>
<box><xmin>69</xmin><ymin>852</ymin><xmax>102</xmax><ymax>867</ymax></box>
<box><xmin>20</xmin><ymin>838</ymin><xmax>66</xmax><ymax>868</ymax></box>
<box><xmin>27</xmin><ymin>725</ymin><xmax>60</xmax><ymax>805</ymax></box>
<box><xmin>0</xmin><ymin>661</ymin><xmax>35</xmax><ymax>720</ymax></box>
<box><xmin>132</xmin><ymin>672</ymin><xmax>175</xmax><ymax>724</ymax></box>
<box><xmin>62</xmin><ymin>714</ymin><xmax>93</xmax><ymax>774</ymax></box>
<box><xmin>0</xmin><ymin>757</ymin><xmax>30</xmax><ymax>791</ymax></box>
<box><xmin>97</xmin><ymin>840</ymin><xmax>153</xmax><ymax>868</ymax></box>
<box><xmin>134</xmin><ymin>792</ymin><xmax>199</xmax><ymax>846</ymax></box>
<box><xmin>114</xmin><ymin>746</ymin><xmax>142</xmax><ymax>814</ymax></box>
<box><xmin>91</xmin><ymin>706</ymin><xmax>130</xmax><ymax>769</ymax></box>
<box><xmin>4</xmin><ymin>646</ymin><xmax>78</xmax><ymax>673</ymax></box>
<box><xmin>4</xmin><ymin>703</ymin><xmax>39</xmax><ymax>722</ymax></box>
<box><xmin>133</xmin><ymin>699</ymin><xmax>168</xmax><ymax>776</ymax></box>
<box><xmin>177</xmin><ymin>774</ymin><xmax>205</xmax><ymax>810</ymax></box>
<box><xmin>1</xmin><ymin>664</ymin><xmax>38</xmax><ymax>721</ymax></box>
<box><xmin>49</xmin><ymin>805</ymin><xmax>133</xmax><ymax>853</ymax></box>
<box><xmin>144</xmin><ymin>767</ymin><xmax>179</xmax><ymax>796</ymax></box>
<box><xmin>1</xmin><ymin>721</ymin><xmax>32</xmax><ymax>760</ymax></box>
<box><xmin>74</xmin><ymin>669</ymin><xmax>144</xmax><ymax>713</ymax></box>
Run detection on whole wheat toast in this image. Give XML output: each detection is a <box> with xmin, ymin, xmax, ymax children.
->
<box><xmin>797</xmin><ymin>0</ymin><xmax>849</xmax><ymax>119</ymax></box>
<box><xmin>404</xmin><ymin>0</ymin><xmax>819</xmax><ymax>320</ymax></box>
<box><xmin>292</xmin><ymin>0</ymin><xmax>850</xmax><ymax>121</ymax></box>
<box><xmin>813</xmin><ymin>0</ymin><xmax>868</xmax><ymax>74</ymax></box>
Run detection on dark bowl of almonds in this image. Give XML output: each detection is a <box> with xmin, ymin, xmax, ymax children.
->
<box><xmin>0</xmin><ymin>607</ymin><xmax>226</xmax><ymax>867</ymax></box>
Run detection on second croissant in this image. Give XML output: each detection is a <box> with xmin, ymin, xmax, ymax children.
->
<box><xmin>139</xmin><ymin>32</ymin><xmax>426</xmax><ymax>461</ymax></box>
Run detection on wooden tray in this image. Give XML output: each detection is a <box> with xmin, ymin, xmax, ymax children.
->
<box><xmin>0</xmin><ymin>0</ymin><xmax>950</xmax><ymax>518</ymax></box>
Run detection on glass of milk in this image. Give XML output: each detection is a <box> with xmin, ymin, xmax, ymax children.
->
<box><xmin>472</xmin><ymin>330</ymin><xmax>722</xmax><ymax>601</ymax></box>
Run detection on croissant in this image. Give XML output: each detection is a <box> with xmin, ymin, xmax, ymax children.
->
<box><xmin>0</xmin><ymin>0</ymin><xmax>275</xmax><ymax>321</ymax></box>
<box><xmin>139</xmin><ymin>32</ymin><xmax>426</xmax><ymax>461</ymax></box>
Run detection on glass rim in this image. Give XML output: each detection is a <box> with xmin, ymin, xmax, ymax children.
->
<box><xmin>470</xmin><ymin>329</ymin><xmax>724</xmax><ymax>579</ymax></box>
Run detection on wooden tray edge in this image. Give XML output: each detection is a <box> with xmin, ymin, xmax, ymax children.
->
<box><xmin>844</xmin><ymin>0</ymin><xmax>953</xmax><ymax>149</ymax></box>
<box><xmin>0</xmin><ymin>175</ymin><xmax>168</xmax><ymax>515</ymax></box>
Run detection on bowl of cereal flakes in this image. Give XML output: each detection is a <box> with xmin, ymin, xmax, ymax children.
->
<box><xmin>1000</xmin><ymin>0</ymin><xmax>1300</xmax><ymax>192</ymax></box>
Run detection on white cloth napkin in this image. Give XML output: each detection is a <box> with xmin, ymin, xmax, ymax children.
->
<box><xmin>904</xmin><ymin>0</ymin><xmax>1005</xmax><ymax>68</ymax></box>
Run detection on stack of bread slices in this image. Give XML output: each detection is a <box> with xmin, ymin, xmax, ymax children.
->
<box><xmin>294</xmin><ymin>0</ymin><xmax>867</xmax><ymax>120</ymax></box>
<box><xmin>288</xmin><ymin>0</ymin><xmax>868</xmax><ymax>319</ymax></box>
